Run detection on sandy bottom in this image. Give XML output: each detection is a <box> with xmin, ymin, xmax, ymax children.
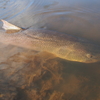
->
<box><xmin>0</xmin><ymin>43</ymin><xmax>100</xmax><ymax>100</ymax></box>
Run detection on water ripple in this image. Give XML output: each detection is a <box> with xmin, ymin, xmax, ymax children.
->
<box><xmin>0</xmin><ymin>0</ymin><xmax>34</xmax><ymax>19</ymax></box>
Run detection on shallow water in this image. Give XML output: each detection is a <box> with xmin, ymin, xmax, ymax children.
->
<box><xmin>0</xmin><ymin>0</ymin><xmax>100</xmax><ymax>100</ymax></box>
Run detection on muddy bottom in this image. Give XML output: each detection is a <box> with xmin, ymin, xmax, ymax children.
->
<box><xmin>0</xmin><ymin>43</ymin><xmax>100</xmax><ymax>100</ymax></box>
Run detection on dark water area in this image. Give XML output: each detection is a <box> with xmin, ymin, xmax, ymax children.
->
<box><xmin>0</xmin><ymin>0</ymin><xmax>100</xmax><ymax>100</ymax></box>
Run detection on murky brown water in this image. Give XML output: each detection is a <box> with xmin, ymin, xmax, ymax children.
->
<box><xmin>0</xmin><ymin>0</ymin><xmax>100</xmax><ymax>100</ymax></box>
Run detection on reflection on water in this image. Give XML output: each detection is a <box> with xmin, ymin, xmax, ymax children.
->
<box><xmin>0</xmin><ymin>0</ymin><xmax>100</xmax><ymax>100</ymax></box>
